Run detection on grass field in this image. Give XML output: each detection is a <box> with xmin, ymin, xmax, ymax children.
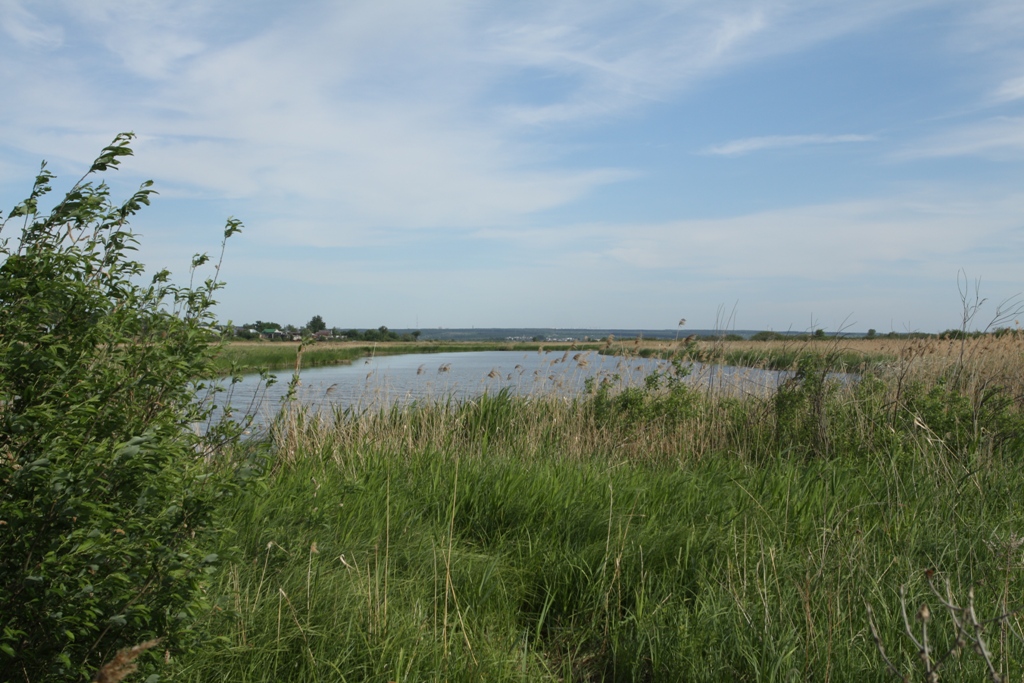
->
<box><xmin>166</xmin><ymin>329</ymin><xmax>1024</xmax><ymax>681</ymax></box>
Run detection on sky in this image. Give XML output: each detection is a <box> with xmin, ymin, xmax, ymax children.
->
<box><xmin>2</xmin><ymin>0</ymin><xmax>1023</xmax><ymax>333</ymax></box>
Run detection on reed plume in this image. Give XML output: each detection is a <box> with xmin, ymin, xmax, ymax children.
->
<box><xmin>92</xmin><ymin>639</ymin><xmax>162</xmax><ymax>683</ymax></box>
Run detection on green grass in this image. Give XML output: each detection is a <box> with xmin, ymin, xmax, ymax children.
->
<box><xmin>716</xmin><ymin>347</ymin><xmax>895</xmax><ymax>373</ymax></box>
<box><xmin>173</xmin><ymin>356</ymin><xmax>1024</xmax><ymax>681</ymax></box>
<box><xmin>603</xmin><ymin>345</ymin><xmax>896</xmax><ymax>373</ymax></box>
<box><xmin>212</xmin><ymin>343</ymin><xmax>363</xmax><ymax>374</ymax></box>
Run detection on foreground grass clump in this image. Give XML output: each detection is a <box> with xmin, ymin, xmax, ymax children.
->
<box><xmin>176</xmin><ymin>339</ymin><xmax>1024</xmax><ymax>681</ymax></box>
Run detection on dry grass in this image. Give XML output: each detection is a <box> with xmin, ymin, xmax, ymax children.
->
<box><xmin>626</xmin><ymin>332</ymin><xmax>1022</xmax><ymax>364</ymax></box>
<box><xmin>621</xmin><ymin>332</ymin><xmax>1024</xmax><ymax>389</ymax></box>
<box><xmin>92</xmin><ymin>639</ymin><xmax>163</xmax><ymax>683</ymax></box>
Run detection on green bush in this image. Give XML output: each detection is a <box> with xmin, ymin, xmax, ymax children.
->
<box><xmin>0</xmin><ymin>134</ymin><xmax>247</xmax><ymax>681</ymax></box>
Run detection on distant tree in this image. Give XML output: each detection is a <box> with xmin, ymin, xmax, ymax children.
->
<box><xmin>412</xmin><ymin>330</ymin><xmax>422</xmax><ymax>341</ymax></box>
<box><xmin>814</xmin><ymin>329</ymin><xmax>825</xmax><ymax>338</ymax></box>
<box><xmin>866</xmin><ymin>328</ymin><xmax>877</xmax><ymax>339</ymax></box>
<box><xmin>363</xmin><ymin>325</ymin><xmax>399</xmax><ymax>342</ymax></box>
<box><xmin>307</xmin><ymin>314</ymin><xmax>326</xmax><ymax>333</ymax></box>
<box><xmin>751</xmin><ymin>331</ymin><xmax>786</xmax><ymax>342</ymax></box>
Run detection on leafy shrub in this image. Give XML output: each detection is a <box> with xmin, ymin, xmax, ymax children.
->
<box><xmin>0</xmin><ymin>134</ymin><xmax>246</xmax><ymax>681</ymax></box>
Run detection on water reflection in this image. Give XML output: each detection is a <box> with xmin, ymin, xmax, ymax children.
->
<box><xmin>203</xmin><ymin>349</ymin><xmax>791</xmax><ymax>427</ymax></box>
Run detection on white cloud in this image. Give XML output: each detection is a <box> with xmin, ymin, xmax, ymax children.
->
<box><xmin>207</xmin><ymin>187</ymin><xmax>1024</xmax><ymax>331</ymax></box>
<box><xmin>992</xmin><ymin>75</ymin><xmax>1024</xmax><ymax>103</ymax></box>
<box><xmin>0</xmin><ymin>0</ymin><xmax>972</xmax><ymax>234</ymax></box>
<box><xmin>620</xmin><ymin>198</ymin><xmax>1022</xmax><ymax>281</ymax></box>
<box><xmin>702</xmin><ymin>134</ymin><xmax>876</xmax><ymax>157</ymax></box>
<box><xmin>940</xmin><ymin>2</ymin><xmax>1024</xmax><ymax>109</ymax></box>
<box><xmin>0</xmin><ymin>0</ymin><xmax>62</xmax><ymax>49</ymax></box>
<box><xmin>896</xmin><ymin>117</ymin><xmax>1024</xmax><ymax>160</ymax></box>
<box><xmin>485</xmin><ymin>1</ymin><xmax>943</xmax><ymax>126</ymax></box>
<box><xmin>0</xmin><ymin>3</ymin><xmax>636</xmax><ymax>229</ymax></box>
<box><xmin>62</xmin><ymin>1</ymin><xmax>213</xmax><ymax>79</ymax></box>
<box><xmin>481</xmin><ymin>190</ymin><xmax>1024</xmax><ymax>283</ymax></box>
<box><xmin>952</xmin><ymin>0</ymin><xmax>1024</xmax><ymax>53</ymax></box>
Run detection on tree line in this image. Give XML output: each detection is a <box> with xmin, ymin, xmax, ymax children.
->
<box><xmin>232</xmin><ymin>316</ymin><xmax>422</xmax><ymax>342</ymax></box>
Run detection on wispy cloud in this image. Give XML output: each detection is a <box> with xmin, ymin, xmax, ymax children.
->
<box><xmin>702</xmin><ymin>134</ymin><xmax>875</xmax><ymax>157</ymax></box>
<box><xmin>992</xmin><ymin>75</ymin><xmax>1024</xmax><ymax>103</ymax></box>
<box><xmin>485</xmin><ymin>1</ymin><xmax>944</xmax><ymax>126</ymax></box>
<box><xmin>472</xmin><ymin>185</ymin><xmax>1024</xmax><ymax>282</ymax></box>
<box><xmin>895</xmin><ymin>117</ymin><xmax>1024</xmax><ymax>160</ymax></box>
<box><xmin>233</xmin><ymin>188</ymin><xmax>1024</xmax><ymax>330</ymax></box>
<box><xmin>0</xmin><ymin>0</ymin><xmax>63</xmax><ymax>49</ymax></box>
<box><xmin>937</xmin><ymin>2</ymin><xmax>1024</xmax><ymax>109</ymax></box>
<box><xmin>595</xmin><ymin>197</ymin><xmax>1019</xmax><ymax>279</ymax></box>
<box><xmin>951</xmin><ymin>0</ymin><xmax>1024</xmax><ymax>53</ymax></box>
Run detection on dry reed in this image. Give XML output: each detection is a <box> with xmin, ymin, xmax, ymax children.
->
<box><xmin>92</xmin><ymin>639</ymin><xmax>163</xmax><ymax>683</ymax></box>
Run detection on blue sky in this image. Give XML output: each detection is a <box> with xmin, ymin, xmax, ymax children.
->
<box><xmin>2</xmin><ymin>0</ymin><xmax>1023</xmax><ymax>332</ymax></box>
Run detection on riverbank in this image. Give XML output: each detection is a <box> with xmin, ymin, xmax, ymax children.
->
<box><xmin>211</xmin><ymin>340</ymin><xmax>604</xmax><ymax>375</ymax></box>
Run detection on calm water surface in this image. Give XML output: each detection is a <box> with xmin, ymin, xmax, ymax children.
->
<box><xmin>204</xmin><ymin>350</ymin><xmax>790</xmax><ymax>426</ymax></box>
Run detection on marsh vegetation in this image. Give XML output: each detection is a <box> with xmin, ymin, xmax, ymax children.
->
<box><xmin>173</xmin><ymin>329</ymin><xmax>1024</xmax><ymax>682</ymax></box>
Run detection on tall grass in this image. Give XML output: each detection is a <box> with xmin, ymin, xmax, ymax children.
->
<box><xmin>602</xmin><ymin>336</ymin><xmax>898</xmax><ymax>373</ymax></box>
<box><xmin>173</xmin><ymin>331</ymin><xmax>1024</xmax><ymax>681</ymax></box>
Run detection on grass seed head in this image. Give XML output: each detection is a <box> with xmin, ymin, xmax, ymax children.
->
<box><xmin>92</xmin><ymin>638</ymin><xmax>162</xmax><ymax>683</ymax></box>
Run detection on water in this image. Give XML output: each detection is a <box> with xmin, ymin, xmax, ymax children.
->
<box><xmin>201</xmin><ymin>349</ymin><xmax>791</xmax><ymax>427</ymax></box>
